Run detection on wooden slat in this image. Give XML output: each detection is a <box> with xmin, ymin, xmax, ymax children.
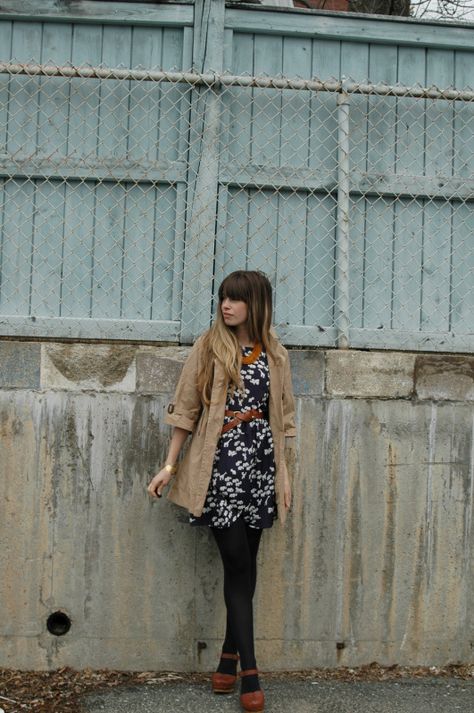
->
<box><xmin>348</xmin><ymin>327</ymin><xmax>474</xmax><ymax>353</ymax></box>
<box><xmin>247</xmin><ymin>188</ymin><xmax>278</xmax><ymax>277</ymax></box>
<box><xmin>0</xmin><ymin>157</ymin><xmax>187</xmax><ymax>183</ymax></box>
<box><xmin>0</xmin><ymin>22</ymin><xmax>12</xmax><ymax>153</ymax></box>
<box><xmin>309</xmin><ymin>40</ymin><xmax>340</xmax><ymax>176</ymax></box>
<box><xmin>91</xmin><ymin>183</ymin><xmax>126</xmax><ymax>318</ymax></box>
<box><xmin>281</xmin><ymin>35</ymin><xmax>312</xmax><ymax>168</ymax></box>
<box><xmin>453</xmin><ymin>51</ymin><xmax>474</xmax><ymax>179</ymax></box>
<box><xmin>121</xmin><ymin>185</ymin><xmax>157</xmax><ymax>320</ymax></box>
<box><xmin>221</xmin><ymin>32</ymin><xmax>254</xmax><ymax>166</ymax></box>
<box><xmin>348</xmin><ymin>195</ymin><xmax>364</xmax><ymax>327</ymax></box>
<box><xmin>61</xmin><ymin>23</ymin><xmax>103</xmax><ymax>321</ymax></box>
<box><xmin>0</xmin><ymin>1</ymin><xmax>194</xmax><ymax>27</ymax></box>
<box><xmin>8</xmin><ymin>22</ymin><xmax>43</xmax><ymax>158</ymax></box>
<box><xmin>213</xmin><ymin>184</ymin><xmax>230</xmax><ymax>296</ymax></box>
<box><xmin>451</xmin><ymin>202</ymin><xmax>474</xmax><ymax>334</ymax></box>
<box><xmin>150</xmin><ymin>185</ymin><xmax>178</xmax><ymax>321</ymax></box>
<box><xmin>0</xmin><ymin>180</ymin><xmax>35</xmax><ymax>314</ymax></box>
<box><xmin>274</xmin><ymin>323</ymin><xmax>337</xmax><ymax>347</ymax></box>
<box><xmin>214</xmin><ymin>186</ymin><xmax>248</xmax><ymax>283</ymax></box>
<box><xmin>391</xmin><ymin>199</ymin><xmax>424</xmax><ymax>331</ymax></box>
<box><xmin>361</xmin><ymin>197</ymin><xmax>394</xmax><ymax>330</ymax></box>
<box><xmin>392</xmin><ymin>45</ymin><xmax>426</xmax><ymax>334</ymax></box>
<box><xmin>61</xmin><ymin>181</ymin><xmax>94</xmax><ymax>318</ymax></box>
<box><xmin>275</xmin><ymin>190</ymin><xmax>306</xmax><ymax>326</ymax></box>
<box><xmin>226</xmin><ymin>7</ymin><xmax>474</xmax><ymax>52</ymax></box>
<box><xmin>0</xmin><ymin>314</ymin><xmax>181</xmax><ymax>340</ymax></box>
<box><xmin>362</xmin><ymin>44</ymin><xmax>398</xmax><ymax>331</ymax></box>
<box><xmin>180</xmin><ymin>0</ymin><xmax>225</xmax><ymax>341</ymax></box>
<box><xmin>420</xmin><ymin>200</ymin><xmax>453</xmax><ymax>333</ymax></box>
<box><xmin>98</xmin><ymin>25</ymin><xmax>133</xmax><ymax>161</ymax></box>
<box><xmin>341</xmin><ymin>41</ymin><xmax>368</xmax><ymax>331</ymax></box>
<box><xmin>158</xmin><ymin>28</ymin><xmax>189</xmax><ymax>163</ymax></box>
<box><xmin>425</xmin><ymin>49</ymin><xmax>455</xmax><ymax>179</ymax></box>
<box><xmin>304</xmin><ymin>193</ymin><xmax>337</xmax><ymax>329</ymax></box>
<box><xmin>30</xmin><ymin>181</ymin><xmax>65</xmax><ymax>315</ymax></box>
<box><xmin>252</xmin><ymin>35</ymin><xmax>283</xmax><ymax>166</ymax></box>
<box><xmin>420</xmin><ymin>51</ymin><xmax>455</xmax><ymax>334</ymax></box>
<box><xmin>170</xmin><ymin>27</ymin><xmax>193</xmax><ymax>323</ymax></box>
<box><xmin>129</xmin><ymin>26</ymin><xmax>163</xmax><ymax>163</ymax></box>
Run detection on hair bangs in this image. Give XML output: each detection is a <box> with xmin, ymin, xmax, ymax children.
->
<box><xmin>218</xmin><ymin>272</ymin><xmax>251</xmax><ymax>304</ymax></box>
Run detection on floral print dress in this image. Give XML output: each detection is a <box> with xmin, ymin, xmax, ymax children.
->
<box><xmin>189</xmin><ymin>345</ymin><xmax>277</xmax><ymax>529</ymax></box>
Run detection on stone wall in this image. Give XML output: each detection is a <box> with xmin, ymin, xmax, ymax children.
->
<box><xmin>1</xmin><ymin>339</ymin><xmax>473</xmax><ymax>670</ymax></box>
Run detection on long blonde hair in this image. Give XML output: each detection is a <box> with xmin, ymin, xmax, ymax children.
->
<box><xmin>197</xmin><ymin>270</ymin><xmax>277</xmax><ymax>406</ymax></box>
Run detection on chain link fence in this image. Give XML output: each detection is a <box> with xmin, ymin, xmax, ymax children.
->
<box><xmin>0</xmin><ymin>60</ymin><xmax>472</xmax><ymax>350</ymax></box>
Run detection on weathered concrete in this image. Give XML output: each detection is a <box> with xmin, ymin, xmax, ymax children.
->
<box><xmin>326</xmin><ymin>350</ymin><xmax>416</xmax><ymax>398</ymax></box>
<box><xmin>41</xmin><ymin>343</ymin><xmax>137</xmax><ymax>392</ymax></box>
<box><xmin>288</xmin><ymin>350</ymin><xmax>325</xmax><ymax>397</ymax></box>
<box><xmin>415</xmin><ymin>354</ymin><xmax>474</xmax><ymax>401</ymax></box>
<box><xmin>1</xmin><ymin>340</ymin><xmax>474</xmax><ymax>671</ymax></box>
<box><xmin>136</xmin><ymin>346</ymin><xmax>193</xmax><ymax>395</ymax></box>
<box><xmin>0</xmin><ymin>340</ymin><xmax>41</xmax><ymax>388</ymax></box>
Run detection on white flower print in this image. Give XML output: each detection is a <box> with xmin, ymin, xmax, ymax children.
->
<box><xmin>189</xmin><ymin>346</ymin><xmax>277</xmax><ymax>529</ymax></box>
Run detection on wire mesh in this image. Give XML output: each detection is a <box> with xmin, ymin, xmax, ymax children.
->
<box><xmin>0</xmin><ymin>61</ymin><xmax>472</xmax><ymax>350</ymax></box>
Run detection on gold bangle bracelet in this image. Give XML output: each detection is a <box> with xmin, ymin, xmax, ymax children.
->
<box><xmin>164</xmin><ymin>463</ymin><xmax>177</xmax><ymax>475</ymax></box>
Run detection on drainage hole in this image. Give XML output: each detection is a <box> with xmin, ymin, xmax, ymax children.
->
<box><xmin>47</xmin><ymin>611</ymin><xmax>71</xmax><ymax>636</ymax></box>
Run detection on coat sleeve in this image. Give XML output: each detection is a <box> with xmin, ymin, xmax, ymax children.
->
<box><xmin>164</xmin><ymin>337</ymin><xmax>204</xmax><ymax>433</ymax></box>
<box><xmin>282</xmin><ymin>350</ymin><xmax>297</xmax><ymax>438</ymax></box>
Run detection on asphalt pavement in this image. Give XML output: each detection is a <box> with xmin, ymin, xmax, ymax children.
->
<box><xmin>79</xmin><ymin>675</ymin><xmax>474</xmax><ymax>713</ymax></box>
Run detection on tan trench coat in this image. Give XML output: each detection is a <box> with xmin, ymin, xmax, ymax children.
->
<box><xmin>164</xmin><ymin>332</ymin><xmax>297</xmax><ymax>526</ymax></box>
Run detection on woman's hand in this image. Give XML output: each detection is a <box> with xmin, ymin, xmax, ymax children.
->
<box><xmin>147</xmin><ymin>468</ymin><xmax>174</xmax><ymax>499</ymax></box>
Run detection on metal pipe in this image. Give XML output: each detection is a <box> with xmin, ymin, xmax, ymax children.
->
<box><xmin>0</xmin><ymin>61</ymin><xmax>471</xmax><ymax>100</ymax></box>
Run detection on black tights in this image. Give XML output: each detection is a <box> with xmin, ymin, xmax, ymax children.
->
<box><xmin>210</xmin><ymin>515</ymin><xmax>263</xmax><ymax>672</ymax></box>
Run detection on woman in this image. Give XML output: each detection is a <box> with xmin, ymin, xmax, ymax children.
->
<box><xmin>147</xmin><ymin>270</ymin><xmax>296</xmax><ymax>713</ymax></box>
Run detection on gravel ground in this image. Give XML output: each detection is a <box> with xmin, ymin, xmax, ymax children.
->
<box><xmin>81</xmin><ymin>677</ymin><xmax>474</xmax><ymax>713</ymax></box>
<box><xmin>0</xmin><ymin>664</ymin><xmax>473</xmax><ymax>713</ymax></box>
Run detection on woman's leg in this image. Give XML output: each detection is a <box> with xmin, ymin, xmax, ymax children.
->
<box><xmin>211</xmin><ymin>516</ymin><xmax>263</xmax><ymax>693</ymax></box>
<box><xmin>220</xmin><ymin>522</ymin><xmax>263</xmax><ymax>657</ymax></box>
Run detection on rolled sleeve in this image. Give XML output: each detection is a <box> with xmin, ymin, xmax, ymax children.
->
<box><xmin>164</xmin><ymin>338</ymin><xmax>203</xmax><ymax>433</ymax></box>
<box><xmin>282</xmin><ymin>350</ymin><xmax>297</xmax><ymax>437</ymax></box>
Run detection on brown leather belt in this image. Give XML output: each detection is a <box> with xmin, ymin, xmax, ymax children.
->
<box><xmin>221</xmin><ymin>409</ymin><xmax>265</xmax><ymax>434</ymax></box>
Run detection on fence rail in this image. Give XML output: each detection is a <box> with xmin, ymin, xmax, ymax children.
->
<box><xmin>0</xmin><ymin>61</ymin><xmax>472</xmax><ymax>350</ymax></box>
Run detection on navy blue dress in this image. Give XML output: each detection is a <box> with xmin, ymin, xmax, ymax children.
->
<box><xmin>189</xmin><ymin>345</ymin><xmax>278</xmax><ymax>529</ymax></box>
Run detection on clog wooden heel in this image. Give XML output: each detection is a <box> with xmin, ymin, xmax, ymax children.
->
<box><xmin>211</xmin><ymin>652</ymin><xmax>240</xmax><ymax>693</ymax></box>
<box><xmin>239</xmin><ymin>668</ymin><xmax>264</xmax><ymax>712</ymax></box>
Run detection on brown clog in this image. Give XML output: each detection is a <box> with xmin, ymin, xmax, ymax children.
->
<box><xmin>211</xmin><ymin>652</ymin><xmax>240</xmax><ymax>693</ymax></box>
<box><xmin>239</xmin><ymin>668</ymin><xmax>264</xmax><ymax>712</ymax></box>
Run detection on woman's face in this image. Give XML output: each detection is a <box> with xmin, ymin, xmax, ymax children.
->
<box><xmin>221</xmin><ymin>297</ymin><xmax>248</xmax><ymax>328</ymax></box>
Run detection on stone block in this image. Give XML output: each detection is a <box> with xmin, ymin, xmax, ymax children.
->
<box><xmin>326</xmin><ymin>350</ymin><xmax>415</xmax><ymax>398</ymax></box>
<box><xmin>288</xmin><ymin>349</ymin><xmax>325</xmax><ymax>396</ymax></box>
<box><xmin>41</xmin><ymin>343</ymin><xmax>137</xmax><ymax>391</ymax></box>
<box><xmin>136</xmin><ymin>346</ymin><xmax>191</xmax><ymax>394</ymax></box>
<box><xmin>415</xmin><ymin>354</ymin><xmax>474</xmax><ymax>401</ymax></box>
<box><xmin>0</xmin><ymin>341</ymin><xmax>41</xmax><ymax>388</ymax></box>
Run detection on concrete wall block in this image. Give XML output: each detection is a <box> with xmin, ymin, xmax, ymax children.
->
<box><xmin>0</xmin><ymin>341</ymin><xmax>41</xmax><ymax>388</ymax></box>
<box><xmin>41</xmin><ymin>343</ymin><xmax>137</xmax><ymax>392</ymax></box>
<box><xmin>415</xmin><ymin>354</ymin><xmax>474</xmax><ymax>401</ymax></box>
<box><xmin>136</xmin><ymin>346</ymin><xmax>191</xmax><ymax>394</ymax></box>
<box><xmin>288</xmin><ymin>349</ymin><xmax>325</xmax><ymax>396</ymax></box>
<box><xmin>2</xmin><ymin>346</ymin><xmax>474</xmax><ymax>670</ymax></box>
<box><xmin>326</xmin><ymin>350</ymin><xmax>416</xmax><ymax>398</ymax></box>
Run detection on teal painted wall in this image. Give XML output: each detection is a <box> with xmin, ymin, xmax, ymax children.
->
<box><xmin>0</xmin><ymin>1</ymin><xmax>472</xmax><ymax>350</ymax></box>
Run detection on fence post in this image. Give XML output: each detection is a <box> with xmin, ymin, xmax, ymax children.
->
<box><xmin>179</xmin><ymin>0</ymin><xmax>225</xmax><ymax>343</ymax></box>
<box><xmin>335</xmin><ymin>87</ymin><xmax>351</xmax><ymax>349</ymax></box>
